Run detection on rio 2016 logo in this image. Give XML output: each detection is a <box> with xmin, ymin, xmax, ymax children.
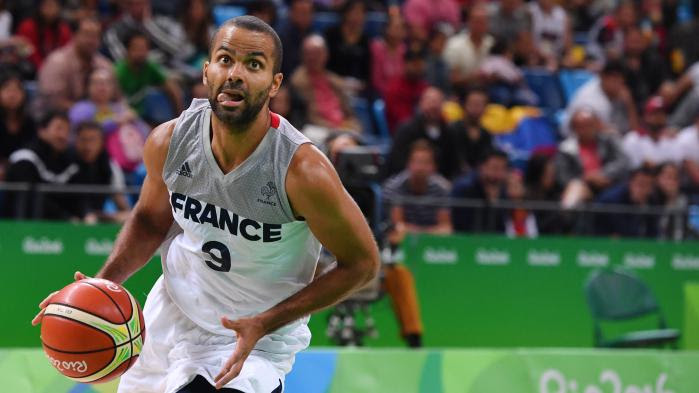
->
<box><xmin>540</xmin><ymin>369</ymin><xmax>674</xmax><ymax>393</ymax></box>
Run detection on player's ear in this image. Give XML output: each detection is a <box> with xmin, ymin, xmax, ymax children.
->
<box><xmin>202</xmin><ymin>61</ymin><xmax>210</xmax><ymax>86</ymax></box>
<box><xmin>268</xmin><ymin>72</ymin><xmax>283</xmax><ymax>99</ymax></box>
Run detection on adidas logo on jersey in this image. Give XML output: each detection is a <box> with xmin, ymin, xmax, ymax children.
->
<box><xmin>177</xmin><ymin>162</ymin><xmax>193</xmax><ymax>178</ymax></box>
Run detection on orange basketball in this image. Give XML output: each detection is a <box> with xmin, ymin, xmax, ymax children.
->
<box><xmin>40</xmin><ymin>278</ymin><xmax>145</xmax><ymax>384</ymax></box>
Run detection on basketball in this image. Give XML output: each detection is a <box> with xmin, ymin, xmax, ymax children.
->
<box><xmin>40</xmin><ymin>278</ymin><xmax>145</xmax><ymax>384</ymax></box>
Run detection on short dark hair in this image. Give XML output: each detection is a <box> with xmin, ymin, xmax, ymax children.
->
<box><xmin>630</xmin><ymin>163</ymin><xmax>658</xmax><ymax>178</ymax></box>
<box><xmin>75</xmin><ymin>120</ymin><xmax>103</xmax><ymax>135</ymax></box>
<box><xmin>125</xmin><ymin>29</ymin><xmax>149</xmax><ymax>49</ymax></box>
<box><xmin>481</xmin><ymin>149</ymin><xmax>509</xmax><ymax>165</ymax></box>
<box><xmin>39</xmin><ymin>110</ymin><xmax>69</xmax><ymax>129</ymax></box>
<box><xmin>601</xmin><ymin>60</ymin><xmax>626</xmax><ymax>76</ymax></box>
<box><xmin>209</xmin><ymin>15</ymin><xmax>283</xmax><ymax>74</ymax></box>
<box><xmin>409</xmin><ymin>139</ymin><xmax>435</xmax><ymax>160</ymax></box>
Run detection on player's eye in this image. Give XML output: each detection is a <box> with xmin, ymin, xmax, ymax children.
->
<box><xmin>219</xmin><ymin>55</ymin><xmax>231</xmax><ymax>64</ymax></box>
<box><xmin>249</xmin><ymin>60</ymin><xmax>261</xmax><ymax>70</ymax></box>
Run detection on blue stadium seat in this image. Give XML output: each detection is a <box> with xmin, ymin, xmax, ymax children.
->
<box><xmin>142</xmin><ymin>88</ymin><xmax>175</xmax><ymax>126</ymax></box>
<box><xmin>365</xmin><ymin>12</ymin><xmax>387</xmax><ymax>38</ymax></box>
<box><xmin>559</xmin><ymin>69</ymin><xmax>594</xmax><ymax>103</ymax></box>
<box><xmin>371</xmin><ymin>99</ymin><xmax>391</xmax><ymax>142</ymax></box>
<box><xmin>351</xmin><ymin>96</ymin><xmax>375</xmax><ymax>134</ymax></box>
<box><xmin>494</xmin><ymin>116</ymin><xmax>558</xmax><ymax>170</ymax></box>
<box><xmin>522</xmin><ymin>68</ymin><xmax>565</xmax><ymax>112</ymax></box>
<box><xmin>312</xmin><ymin>12</ymin><xmax>340</xmax><ymax>33</ymax></box>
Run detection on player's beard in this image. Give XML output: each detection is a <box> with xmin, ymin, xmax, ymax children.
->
<box><xmin>209</xmin><ymin>82</ymin><xmax>271</xmax><ymax>133</ymax></box>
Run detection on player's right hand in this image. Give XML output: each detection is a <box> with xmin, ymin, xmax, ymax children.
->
<box><xmin>31</xmin><ymin>271</ymin><xmax>88</xmax><ymax>326</ymax></box>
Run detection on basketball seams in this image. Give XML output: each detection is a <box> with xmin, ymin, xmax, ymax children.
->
<box><xmin>44</xmin><ymin>303</ymin><xmax>130</xmax><ymax>344</ymax></box>
<box><xmin>41</xmin><ymin>313</ymin><xmax>115</xmax><ymax>353</ymax></box>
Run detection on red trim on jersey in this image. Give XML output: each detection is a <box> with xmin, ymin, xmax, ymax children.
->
<box><xmin>270</xmin><ymin>112</ymin><xmax>280</xmax><ymax>129</ymax></box>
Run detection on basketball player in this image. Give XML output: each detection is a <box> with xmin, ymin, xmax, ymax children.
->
<box><xmin>33</xmin><ymin>16</ymin><xmax>380</xmax><ymax>392</ymax></box>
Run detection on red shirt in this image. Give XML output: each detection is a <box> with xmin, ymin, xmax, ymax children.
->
<box><xmin>385</xmin><ymin>77</ymin><xmax>428</xmax><ymax>132</ymax></box>
<box><xmin>311</xmin><ymin>74</ymin><xmax>345</xmax><ymax>128</ymax></box>
<box><xmin>579</xmin><ymin>141</ymin><xmax>601</xmax><ymax>176</ymax></box>
<box><xmin>16</xmin><ymin>18</ymin><xmax>72</xmax><ymax>69</ymax></box>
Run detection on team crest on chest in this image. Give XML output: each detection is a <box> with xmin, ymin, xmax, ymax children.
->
<box><xmin>258</xmin><ymin>182</ymin><xmax>278</xmax><ymax>206</ymax></box>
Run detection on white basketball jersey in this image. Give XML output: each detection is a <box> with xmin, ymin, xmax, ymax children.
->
<box><xmin>159</xmin><ymin>99</ymin><xmax>321</xmax><ymax>355</ymax></box>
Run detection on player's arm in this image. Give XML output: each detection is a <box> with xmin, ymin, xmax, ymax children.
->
<box><xmin>214</xmin><ymin>144</ymin><xmax>380</xmax><ymax>388</ymax></box>
<box><xmin>94</xmin><ymin>120</ymin><xmax>176</xmax><ymax>284</ymax></box>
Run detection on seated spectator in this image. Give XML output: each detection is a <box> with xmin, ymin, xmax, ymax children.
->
<box><xmin>524</xmin><ymin>149</ymin><xmax>563</xmax><ymax>234</ymax></box>
<box><xmin>38</xmin><ymin>17</ymin><xmax>112</xmax><ymax>113</ymax></box>
<box><xmin>656</xmin><ymin>162</ymin><xmax>688</xmax><ymax>240</ymax></box>
<box><xmin>564</xmin><ymin>60</ymin><xmax>639</xmax><ymax>135</ymax></box>
<box><xmin>276</xmin><ymin>0</ymin><xmax>315</xmax><ymax>76</ymax></box>
<box><xmin>505</xmin><ymin>169</ymin><xmax>538</xmax><ymax>237</ymax></box>
<box><xmin>425</xmin><ymin>23</ymin><xmax>452</xmax><ymax>95</ymax></box>
<box><xmin>489</xmin><ymin>0</ymin><xmax>531</xmax><ymax>43</ymax></box>
<box><xmin>69</xmin><ymin>68</ymin><xmax>150</xmax><ymax>173</ymax></box>
<box><xmin>385</xmin><ymin>47</ymin><xmax>429</xmax><ymax>131</ymax></box>
<box><xmin>178</xmin><ymin>0</ymin><xmax>215</xmax><ymax>73</ymax></box>
<box><xmin>451</xmin><ymin>149</ymin><xmax>510</xmax><ymax>232</ymax></box>
<box><xmin>527</xmin><ymin>0</ymin><xmax>572</xmax><ymax>69</ymax></box>
<box><xmin>247</xmin><ymin>0</ymin><xmax>277</xmax><ymax>27</ymax></box>
<box><xmin>662</xmin><ymin>61</ymin><xmax>699</xmax><ymax>129</ymax></box>
<box><xmin>557</xmin><ymin>109</ymin><xmax>630</xmax><ymax>208</ymax></box>
<box><xmin>324</xmin><ymin>0</ymin><xmax>371</xmax><ymax>94</ymax></box>
<box><xmin>269</xmin><ymin>85</ymin><xmax>306</xmax><ymax>129</ymax></box>
<box><xmin>0</xmin><ymin>71</ymin><xmax>35</xmax><ymax>180</ymax></box>
<box><xmin>15</xmin><ymin>0</ymin><xmax>71</xmax><ymax>71</ymax></box>
<box><xmin>442</xmin><ymin>4</ymin><xmax>494</xmax><ymax>91</ymax></box>
<box><xmin>676</xmin><ymin>115</ymin><xmax>699</xmax><ymax>192</ymax></box>
<box><xmin>103</xmin><ymin>0</ymin><xmax>192</xmax><ymax>67</ymax></box>
<box><xmin>3</xmin><ymin>110</ymin><xmax>78</xmax><ymax>220</ymax></box>
<box><xmin>594</xmin><ymin>165</ymin><xmax>659</xmax><ymax>238</ymax></box>
<box><xmin>371</xmin><ymin>15</ymin><xmax>407</xmax><ymax>98</ymax></box>
<box><xmin>587</xmin><ymin>0</ymin><xmax>637</xmax><ymax>64</ymax></box>
<box><xmin>402</xmin><ymin>0</ymin><xmax>460</xmax><ymax>42</ymax></box>
<box><xmin>622</xmin><ymin>96</ymin><xmax>680</xmax><ymax>169</ymax></box>
<box><xmin>114</xmin><ymin>31</ymin><xmax>184</xmax><ymax>123</ymax></box>
<box><xmin>384</xmin><ymin>139</ymin><xmax>452</xmax><ymax>244</ymax></box>
<box><xmin>290</xmin><ymin>35</ymin><xmax>360</xmax><ymax>132</ymax></box>
<box><xmin>480</xmin><ymin>39</ymin><xmax>538</xmax><ymax>107</ymax></box>
<box><xmin>70</xmin><ymin>121</ymin><xmax>130</xmax><ymax>224</ymax></box>
<box><xmin>385</xmin><ymin>87</ymin><xmax>458</xmax><ymax>179</ymax></box>
<box><xmin>447</xmin><ymin>88</ymin><xmax>492</xmax><ymax>174</ymax></box>
<box><xmin>621</xmin><ymin>27</ymin><xmax>669</xmax><ymax>109</ymax></box>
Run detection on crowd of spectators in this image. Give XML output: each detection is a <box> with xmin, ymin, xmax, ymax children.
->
<box><xmin>0</xmin><ymin>0</ymin><xmax>698</xmax><ymax>239</ymax></box>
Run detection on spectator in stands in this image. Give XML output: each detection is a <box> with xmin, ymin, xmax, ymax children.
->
<box><xmin>290</xmin><ymin>35</ymin><xmax>360</xmax><ymax>132</ymax></box>
<box><xmin>587</xmin><ymin>0</ymin><xmax>637</xmax><ymax>63</ymax></box>
<box><xmin>276</xmin><ymin>0</ymin><xmax>315</xmax><ymax>77</ymax></box>
<box><xmin>676</xmin><ymin>115</ymin><xmax>699</xmax><ymax>192</ymax></box>
<box><xmin>621</xmin><ymin>26</ymin><xmax>669</xmax><ymax>109</ymax></box>
<box><xmin>385</xmin><ymin>87</ymin><xmax>458</xmax><ymax>179</ymax></box>
<box><xmin>324</xmin><ymin>0</ymin><xmax>371</xmax><ymax>94</ymax></box>
<box><xmin>662</xmin><ymin>61</ymin><xmax>699</xmax><ymax>129</ymax></box>
<box><xmin>489</xmin><ymin>0</ymin><xmax>531</xmax><ymax>43</ymax></box>
<box><xmin>527</xmin><ymin>0</ymin><xmax>572</xmax><ymax>69</ymax></box>
<box><xmin>565</xmin><ymin>60</ymin><xmax>639</xmax><ymax>135</ymax></box>
<box><xmin>480</xmin><ymin>39</ymin><xmax>538</xmax><ymax>107</ymax></box>
<box><xmin>505</xmin><ymin>169</ymin><xmax>538</xmax><ymax>237</ymax></box>
<box><xmin>595</xmin><ymin>165</ymin><xmax>659</xmax><ymax>238</ymax></box>
<box><xmin>15</xmin><ymin>0</ymin><xmax>71</xmax><ymax>71</ymax></box>
<box><xmin>425</xmin><ymin>23</ymin><xmax>451</xmax><ymax>95</ymax></box>
<box><xmin>103</xmin><ymin>0</ymin><xmax>192</xmax><ymax>66</ymax></box>
<box><xmin>114</xmin><ymin>30</ymin><xmax>184</xmax><ymax>122</ymax></box>
<box><xmin>179</xmin><ymin>0</ymin><xmax>214</xmax><ymax>71</ymax></box>
<box><xmin>370</xmin><ymin>15</ymin><xmax>407</xmax><ymax>98</ymax></box>
<box><xmin>0</xmin><ymin>71</ymin><xmax>35</xmax><ymax>181</ymax></box>
<box><xmin>247</xmin><ymin>0</ymin><xmax>277</xmax><ymax>27</ymax></box>
<box><xmin>402</xmin><ymin>0</ymin><xmax>460</xmax><ymax>43</ymax></box>
<box><xmin>557</xmin><ymin>109</ymin><xmax>629</xmax><ymax>208</ymax></box>
<box><xmin>70</xmin><ymin>121</ymin><xmax>130</xmax><ymax>224</ymax></box>
<box><xmin>447</xmin><ymin>88</ymin><xmax>492</xmax><ymax>174</ymax></box>
<box><xmin>668</xmin><ymin>13</ymin><xmax>699</xmax><ymax>74</ymax></box>
<box><xmin>622</xmin><ymin>96</ymin><xmax>680</xmax><ymax>169</ymax></box>
<box><xmin>0</xmin><ymin>0</ymin><xmax>11</xmax><ymax>40</ymax></box>
<box><xmin>38</xmin><ymin>17</ymin><xmax>111</xmax><ymax>113</ymax></box>
<box><xmin>656</xmin><ymin>162</ymin><xmax>688</xmax><ymax>240</ymax></box>
<box><xmin>442</xmin><ymin>4</ymin><xmax>494</xmax><ymax>92</ymax></box>
<box><xmin>69</xmin><ymin>68</ymin><xmax>149</xmax><ymax>173</ymax></box>
<box><xmin>3</xmin><ymin>110</ymin><xmax>78</xmax><ymax>219</ymax></box>
<box><xmin>384</xmin><ymin>139</ymin><xmax>452</xmax><ymax>244</ymax></box>
<box><xmin>451</xmin><ymin>149</ymin><xmax>510</xmax><ymax>232</ymax></box>
<box><xmin>524</xmin><ymin>149</ymin><xmax>563</xmax><ymax>234</ymax></box>
<box><xmin>385</xmin><ymin>47</ymin><xmax>428</xmax><ymax>132</ymax></box>
<box><xmin>269</xmin><ymin>85</ymin><xmax>305</xmax><ymax>129</ymax></box>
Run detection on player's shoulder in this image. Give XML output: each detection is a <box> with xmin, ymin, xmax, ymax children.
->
<box><xmin>145</xmin><ymin>118</ymin><xmax>178</xmax><ymax>155</ymax></box>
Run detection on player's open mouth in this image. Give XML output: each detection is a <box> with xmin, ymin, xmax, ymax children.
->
<box><xmin>217</xmin><ymin>90</ymin><xmax>245</xmax><ymax>108</ymax></box>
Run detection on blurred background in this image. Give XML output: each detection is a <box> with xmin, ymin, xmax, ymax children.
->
<box><xmin>1</xmin><ymin>0</ymin><xmax>699</xmax><ymax>392</ymax></box>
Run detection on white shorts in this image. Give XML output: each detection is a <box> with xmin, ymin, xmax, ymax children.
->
<box><xmin>118</xmin><ymin>276</ymin><xmax>287</xmax><ymax>393</ymax></box>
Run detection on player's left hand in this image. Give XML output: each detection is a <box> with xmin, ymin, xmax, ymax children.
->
<box><xmin>214</xmin><ymin>316</ymin><xmax>266</xmax><ymax>389</ymax></box>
